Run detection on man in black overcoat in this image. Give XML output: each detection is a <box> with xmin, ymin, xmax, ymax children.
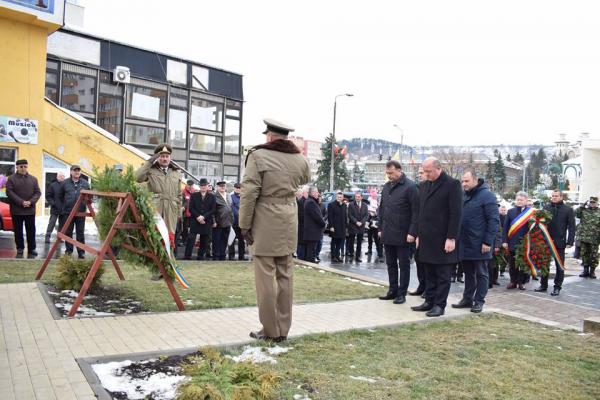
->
<box><xmin>303</xmin><ymin>186</ymin><xmax>326</xmax><ymax>263</ymax></box>
<box><xmin>327</xmin><ymin>191</ymin><xmax>348</xmax><ymax>262</ymax></box>
<box><xmin>411</xmin><ymin>157</ymin><xmax>463</xmax><ymax>317</ymax></box>
<box><xmin>296</xmin><ymin>188</ymin><xmax>308</xmax><ymax>259</ymax></box>
<box><xmin>377</xmin><ymin>160</ymin><xmax>419</xmax><ymax>304</ymax></box>
<box><xmin>347</xmin><ymin>191</ymin><xmax>369</xmax><ymax>262</ymax></box>
<box><xmin>185</xmin><ymin>178</ymin><xmax>216</xmax><ymax>260</ymax></box>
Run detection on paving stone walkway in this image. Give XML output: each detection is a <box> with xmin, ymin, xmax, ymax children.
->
<box><xmin>2</xmin><ymin>263</ymin><xmax>600</xmax><ymax>399</ymax></box>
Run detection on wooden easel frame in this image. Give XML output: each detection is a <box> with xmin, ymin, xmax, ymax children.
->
<box><xmin>36</xmin><ymin>189</ymin><xmax>185</xmax><ymax>317</ymax></box>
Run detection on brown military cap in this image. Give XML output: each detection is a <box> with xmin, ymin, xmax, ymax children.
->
<box><xmin>154</xmin><ymin>143</ymin><xmax>172</xmax><ymax>155</ymax></box>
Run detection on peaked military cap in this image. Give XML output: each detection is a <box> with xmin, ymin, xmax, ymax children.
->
<box><xmin>590</xmin><ymin>196</ymin><xmax>598</xmax><ymax>203</ymax></box>
<box><xmin>154</xmin><ymin>143</ymin><xmax>172</xmax><ymax>155</ymax></box>
<box><xmin>263</xmin><ymin>118</ymin><xmax>295</xmax><ymax>135</ymax></box>
<box><xmin>216</xmin><ymin>180</ymin><xmax>226</xmax><ymax>186</ymax></box>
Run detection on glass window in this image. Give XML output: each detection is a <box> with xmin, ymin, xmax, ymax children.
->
<box><xmin>61</xmin><ymin>72</ymin><xmax>96</xmax><ymax>113</ymax></box>
<box><xmin>169</xmin><ymin>88</ymin><xmax>188</xmax><ymax>109</ymax></box>
<box><xmin>188</xmin><ymin>160</ymin><xmax>221</xmax><ymax>182</ymax></box>
<box><xmin>191</xmin><ymin>65</ymin><xmax>209</xmax><ymax>90</ymax></box>
<box><xmin>125</xmin><ymin>124</ymin><xmax>165</xmax><ymax>145</ymax></box>
<box><xmin>224</xmin><ymin>118</ymin><xmax>240</xmax><ymax>154</ymax></box>
<box><xmin>168</xmin><ymin>108</ymin><xmax>187</xmax><ymax>148</ymax></box>
<box><xmin>45</xmin><ymin>86</ymin><xmax>58</xmax><ymax>103</ymax></box>
<box><xmin>190</xmin><ymin>133</ymin><xmax>221</xmax><ymax>153</ymax></box>
<box><xmin>0</xmin><ymin>148</ymin><xmax>17</xmax><ymax>193</ymax></box>
<box><xmin>98</xmin><ymin>96</ymin><xmax>122</xmax><ymax>136</ymax></box>
<box><xmin>226</xmin><ymin>100</ymin><xmax>241</xmax><ymax>117</ymax></box>
<box><xmin>127</xmin><ymin>85</ymin><xmax>166</xmax><ymax>122</ymax></box>
<box><xmin>167</xmin><ymin>59</ymin><xmax>188</xmax><ymax>85</ymax></box>
<box><xmin>224</xmin><ymin>165</ymin><xmax>238</xmax><ymax>175</ymax></box>
<box><xmin>191</xmin><ymin>98</ymin><xmax>223</xmax><ymax>131</ymax></box>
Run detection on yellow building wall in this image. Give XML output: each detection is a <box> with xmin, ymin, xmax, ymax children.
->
<box><xmin>0</xmin><ymin>8</ymin><xmax>146</xmax><ymax>216</ymax></box>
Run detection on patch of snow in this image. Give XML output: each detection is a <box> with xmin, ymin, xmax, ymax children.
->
<box><xmin>350</xmin><ymin>365</ymin><xmax>356</xmax><ymax>369</ymax></box>
<box><xmin>185</xmin><ymin>299</ymin><xmax>194</xmax><ymax>305</ymax></box>
<box><xmin>349</xmin><ymin>375</ymin><xmax>377</xmax><ymax>383</ymax></box>
<box><xmin>523</xmin><ymin>345</ymin><xmax>533</xmax><ymax>348</ymax></box>
<box><xmin>490</xmin><ymin>333</ymin><xmax>498</xmax><ymax>337</ymax></box>
<box><xmin>319</xmin><ymin>270</ymin><xmax>326</xmax><ymax>274</ymax></box>
<box><xmin>293</xmin><ymin>394</ymin><xmax>312</xmax><ymax>400</ymax></box>
<box><xmin>367</xmin><ymin>329</ymin><xmax>377</xmax><ymax>333</ymax></box>
<box><xmin>556</xmin><ymin>346</ymin><xmax>563</xmax><ymax>350</ymax></box>
<box><xmin>92</xmin><ymin>360</ymin><xmax>187</xmax><ymax>400</ymax></box>
<box><xmin>343</xmin><ymin>277</ymin><xmax>383</xmax><ymax>287</ymax></box>
<box><xmin>347</xmin><ymin>343</ymin><xmax>354</xmax><ymax>347</ymax></box>
<box><xmin>229</xmin><ymin>345</ymin><xmax>291</xmax><ymax>364</ymax></box>
<box><xmin>227</xmin><ymin>295</ymin><xmax>242</xmax><ymax>299</ymax></box>
<box><xmin>60</xmin><ymin>290</ymin><xmax>79</xmax><ymax>298</ymax></box>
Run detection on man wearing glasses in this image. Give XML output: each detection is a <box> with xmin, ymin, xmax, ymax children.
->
<box><xmin>6</xmin><ymin>159</ymin><xmax>41</xmax><ymax>257</ymax></box>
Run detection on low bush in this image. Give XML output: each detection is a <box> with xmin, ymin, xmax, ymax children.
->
<box><xmin>54</xmin><ymin>255</ymin><xmax>104</xmax><ymax>292</ymax></box>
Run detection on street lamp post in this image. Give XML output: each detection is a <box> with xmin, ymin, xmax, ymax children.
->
<box><xmin>330</xmin><ymin>93</ymin><xmax>353</xmax><ymax>191</ymax></box>
<box><xmin>393</xmin><ymin>124</ymin><xmax>404</xmax><ymax>165</ymax></box>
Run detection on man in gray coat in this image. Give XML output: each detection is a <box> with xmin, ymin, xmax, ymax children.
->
<box><xmin>212</xmin><ymin>181</ymin><xmax>233</xmax><ymax>261</ymax></box>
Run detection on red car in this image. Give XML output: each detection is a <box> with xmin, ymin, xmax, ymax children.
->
<box><xmin>0</xmin><ymin>200</ymin><xmax>13</xmax><ymax>231</ymax></box>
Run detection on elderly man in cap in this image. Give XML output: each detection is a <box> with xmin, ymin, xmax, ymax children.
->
<box><xmin>185</xmin><ymin>178</ymin><xmax>216</xmax><ymax>260</ymax></box>
<box><xmin>228</xmin><ymin>182</ymin><xmax>247</xmax><ymax>260</ymax></box>
<box><xmin>576</xmin><ymin>196</ymin><xmax>600</xmax><ymax>279</ymax></box>
<box><xmin>239</xmin><ymin>118</ymin><xmax>311</xmax><ymax>342</ymax></box>
<box><xmin>212</xmin><ymin>181</ymin><xmax>234</xmax><ymax>261</ymax></box>
<box><xmin>135</xmin><ymin>143</ymin><xmax>182</xmax><ymax>249</ymax></box>
<box><xmin>58</xmin><ymin>165</ymin><xmax>91</xmax><ymax>258</ymax></box>
<box><xmin>6</xmin><ymin>159</ymin><xmax>41</xmax><ymax>257</ymax></box>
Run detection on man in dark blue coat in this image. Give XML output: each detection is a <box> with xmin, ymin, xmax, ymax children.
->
<box><xmin>185</xmin><ymin>179</ymin><xmax>216</xmax><ymax>260</ymax></box>
<box><xmin>347</xmin><ymin>191</ymin><xmax>369</xmax><ymax>262</ymax></box>
<box><xmin>411</xmin><ymin>157</ymin><xmax>462</xmax><ymax>317</ymax></box>
<box><xmin>327</xmin><ymin>191</ymin><xmax>347</xmax><ymax>262</ymax></box>
<box><xmin>303</xmin><ymin>187</ymin><xmax>326</xmax><ymax>263</ymax></box>
<box><xmin>58</xmin><ymin>165</ymin><xmax>90</xmax><ymax>259</ymax></box>
<box><xmin>452</xmin><ymin>170</ymin><xmax>499</xmax><ymax>313</ymax></box>
<box><xmin>377</xmin><ymin>160</ymin><xmax>419</xmax><ymax>305</ymax></box>
<box><xmin>535</xmin><ymin>189</ymin><xmax>575</xmax><ymax>296</ymax></box>
<box><xmin>228</xmin><ymin>182</ymin><xmax>247</xmax><ymax>260</ymax></box>
<box><xmin>296</xmin><ymin>188</ymin><xmax>308</xmax><ymax>259</ymax></box>
<box><xmin>502</xmin><ymin>191</ymin><xmax>532</xmax><ymax>290</ymax></box>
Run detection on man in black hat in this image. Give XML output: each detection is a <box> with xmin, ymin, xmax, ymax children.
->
<box><xmin>213</xmin><ymin>181</ymin><xmax>234</xmax><ymax>261</ymax></box>
<box><xmin>228</xmin><ymin>182</ymin><xmax>247</xmax><ymax>260</ymax></box>
<box><xmin>6</xmin><ymin>159</ymin><xmax>41</xmax><ymax>257</ymax></box>
<box><xmin>185</xmin><ymin>178</ymin><xmax>216</xmax><ymax>260</ymax></box>
<box><xmin>135</xmin><ymin>143</ymin><xmax>182</xmax><ymax>249</ymax></box>
<box><xmin>58</xmin><ymin>165</ymin><xmax>91</xmax><ymax>258</ymax></box>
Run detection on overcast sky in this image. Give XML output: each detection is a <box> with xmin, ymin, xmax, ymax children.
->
<box><xmin>81</xmin><ymin>0</ymin><xmax>600</xmax><ymax>147</ymax></box>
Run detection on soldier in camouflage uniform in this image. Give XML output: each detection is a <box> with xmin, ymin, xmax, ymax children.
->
<box><xmin>576</xmin><ymin>196</ymin><xmax>600</xmax><ymax>279</ymax></box>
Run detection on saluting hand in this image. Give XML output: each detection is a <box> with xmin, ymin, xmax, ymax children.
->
<box><xmin>444</xmin><ymin>239</ymin><xmax>456</xmax><ymax>253</ymax></box>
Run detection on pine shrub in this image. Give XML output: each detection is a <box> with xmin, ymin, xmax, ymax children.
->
<box><xmin>54</xmin><ymin>255</ymin><xmax>104</xmax><ymax>292</ymax></box>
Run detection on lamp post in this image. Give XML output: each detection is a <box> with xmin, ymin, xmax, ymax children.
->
<box><xmin>393</xmin><ymin>124</ymin><xmax>404</xmax><ymax>165</ymax></box>
<box><xmin>330</xmin><ymin>93</ymin><xmax>354</xmax><ymax>191</ymax></box>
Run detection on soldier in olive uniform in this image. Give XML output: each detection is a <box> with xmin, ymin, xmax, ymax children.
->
<box><xmin>576</xmin><ymin>196</ymin><xmax>600</xmax><ymax>278</ymax></box>
<box><xmin>135</xmin><ymin>143</ymin><xmax>183</xmax><ymax>247</ymax></box>
<box><xmin>239</xmin><ymin>119</ymin><xmax>311</xmax><ymax>342</ymax></box>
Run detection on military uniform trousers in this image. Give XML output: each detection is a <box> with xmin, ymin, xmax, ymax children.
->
<box><xmin>581</xmin><ymin>241</ymin><xmax>599</xmax><ymax>268</ymax></box>
<box><xmin>254</xmin><ymin>255</ymin><xmax>294</xmax><ymax>338</ymax></box>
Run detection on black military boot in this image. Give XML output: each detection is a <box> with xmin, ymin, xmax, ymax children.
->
<box><xmin>590</xmin><ymin>268</ymin><xmax>597</xmax><ymax>279</ymax></box>
<box><xmin>579</xmin><ymin>266</ymin><xmax>590</xmax><ymax>278</ymax></box>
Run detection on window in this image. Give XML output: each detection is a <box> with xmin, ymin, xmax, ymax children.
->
<box><xmin>188</xmin><ymin>160</ymin><xmax>221</xmax><ymax>182</ymax></box>
<box><xmin>45</xmin><ymin>60</ymin><xmax>59</xmax><ymax>103</ymax></box>
<box><xmin>190</xmin><ymin>133</ymin><xmax>221</xmax><ymax>153</ymax></box>
<box><xmin>97</xmin><ymin>72</ymin><xmax>123</xmax><ymax>137</ymax></box>
<box><xmin>167</xmin><ymin>59</ymin><xmax>188</xmax><ymax>85</ymax></box>
<box><xmin>127</xmin><ymin>84</ymin><xmax>166</xmax><ymax>122</ymax></box>
<box><xmin>168</xmin><ymin>108</ymin><xmax>187</xmax><ymax>148</ymax></box>
<box><xmin>0</xmin><ymin>148</ymin><xmax>17</xmax><ymax>193</ymax></box>
<box><xmin>61</xmin><ymin>71</ymin><xmax>96</xmax><ymax>114</ymax></box>
<box><xmin>224</xmin><ymin>118</ymin><xmax>240</xmax><ymax>154</ymax></box>
<box><xmin>125</xmin><ymin>124</ymin><xmax>165</xmax><ymax>145</ymax></box>
<box><xmin>223</xmin><ymin>165</ymin><xmax>239</xmax><ymax>182</ymax></box>
<box><xmin>191</xmin><ymin>97</ymin><xmax>223</xmax><ymax>131</ymax></box>
<box><xmin>191</xmin><ymin>65</ymin><xmax>209</xmax><ymax>90</ymax></box>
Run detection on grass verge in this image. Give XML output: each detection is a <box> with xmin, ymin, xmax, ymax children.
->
<box><xmin>0</xmin><ymin>260</ymin><xmax>383</xmax><ymax>312</ymax></box>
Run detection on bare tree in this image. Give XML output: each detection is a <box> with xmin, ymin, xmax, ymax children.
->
<box><xmin>431</xmin><ymin>148</ymin><xmax>475</xmax><ymax>178</ymax></box>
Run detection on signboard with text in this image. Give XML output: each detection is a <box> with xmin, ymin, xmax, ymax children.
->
<box><xmin>0</xmin><ymin>0</ymin><xmax>65</xmax><ymax>26</ymax></box>
<box><xmin>0</xmin><ymin>116</ymin><xmax>39</xmax><ymax>144</ymax></box>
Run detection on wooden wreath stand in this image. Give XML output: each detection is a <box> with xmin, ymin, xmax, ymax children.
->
<box><xmin>35</xmin><ymin>189</ymin><xmax>185</xmax><ymax>317</ymax></box>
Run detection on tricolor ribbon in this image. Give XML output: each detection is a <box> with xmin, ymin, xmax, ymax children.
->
<box><xmin>523</xmin><ymin>216</ymin><xmax>566</xmax><ymax>279</ymax></box>
<box><xmin>155</xmin><ymin>213</ymin><xmax>190</xmax><ymax>289</ymax></box>
<box><xmin>508</xmin><ymin>207</ymin><xmax>536</xmax><ymax>238</ymax></box>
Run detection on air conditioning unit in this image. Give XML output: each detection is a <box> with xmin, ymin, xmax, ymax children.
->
<box><xmin>113</xmin><ymin>66</ymin><xmax>130</xmax><ymax>84</ymax></box>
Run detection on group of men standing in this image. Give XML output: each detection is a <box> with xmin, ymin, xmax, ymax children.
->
<box><xmin>7</xmin><ymin>160</ymin><xmax>90</xmax><ymax>259</ymax></box>
<box><xmin>134</xmin><ymin>143</ymin><xmax>246</xmax><ymax>262</ymax></box>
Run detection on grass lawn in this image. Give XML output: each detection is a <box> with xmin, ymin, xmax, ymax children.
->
<box><xmin>0</xmin><ymin>260</ymin><xmax>383</xmax><ymax>312</ymax></box>
<box><xmin>260</xmin><ymin>314</ymin><xmax>600</xmax><ymax>399</ymax></box>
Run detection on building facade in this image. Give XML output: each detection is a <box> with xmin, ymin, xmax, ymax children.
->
<box><xmin>44</xmin><ymin>28</ymin><xmax>244</xmax><ymax>184</ymax></box>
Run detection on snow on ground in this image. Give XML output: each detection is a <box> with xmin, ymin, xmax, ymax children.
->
<box><xmin>228</xmin><ymin>345</ymin><xmax>292</xmax><ymax>364</ymax></box>
<box><xmin>54</xmin><ymin>303</ymin><xmax>114</xmax><ymax>316</ymax></box>
<box><xmin>92</xmin><ymin>360</ymin><xmax>187</xmax><ymax>400</ymax></box>
<box><xmin>349</xmin><ymin>375</ymin><xmax>378</xmax><ymax>383</ymax></box>
<box><xmin>343</xmin><ymin>277</ymin><xmax>383</xmax><ymax>287</ymax></box>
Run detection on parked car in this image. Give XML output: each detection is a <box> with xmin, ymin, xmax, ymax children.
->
<box><xmin>0</xmin><ymin>196</ymin><xmax>13</xmax><ymax>231</ymax></box>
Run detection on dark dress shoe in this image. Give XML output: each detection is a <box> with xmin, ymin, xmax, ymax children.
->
<box><xmin>451</xmin><ymin>299</ymin><xmax>473</xmax><ymax>309</ymax></box>
<box><xmin>378</xmin><ymin>293</ymin><xmax>397</xmax><ymax>300</ymax></box>
<box><xmin>366</xmin><ymin>251</ymin><xmax>373</xmax><ymax>255</ymax></box>
<box><xmin>551</xmin><ymin>287</ymin><xmax>561</xmax><ymax>296</ymax></box>
<box><xmin>29</xmin><ymin>250</ymin><xmax>38</xmax><ymax>257</ymax></box>
<box><xmin>411</xmin><ymin>302</ymin><xmax>433</xmax><ymax>312</ymax></box>
<box><xmin>78</xmin><ymin>255</ymin><xmax>85</xmax><ymax>259</ymax></box>
<box><xmin>249</xmin><ymin>331</ymin><xmax>279</xmax><ymax>341</ymax></box>
<box><xmin>44</xmin><ymin>237</ymin><xmax>51</xmax><ymax>244</ymax></box>
<box><xmin>534</xmin><ymin>286</ymin><xmax>547</xmax><ymax>292</ymax></box>
<box><xmin>506</xmin><ymin>282</ymin><xmax>517</xmax><ymax>289</ymax></box>
<box><xmin>518</xmin><ymin>284</ymin><xmax>525</xmax><ymax>290</ymax></box>
<box><xmin>408</xmin><ymin>290</ymin><xmax>424</xmax><ymax>296</ymax></box>
<box><xmin>393</xmin><ymin>295</ymin><xmax>406</xmax><ymax>304</ymax></box>
<box><xmin>471</xmin><ymin>303</ymin><xmax>483</xmax><ymax>313</ymax></box>
<box><xmin>377</xmin><ymin>257</ymin><xmax>384</xmax><ymax>263</ymax></box>
<box><xmin>493</xmin><ymin>281</ymin><xmax>500</xmax><ymax>286</ymax></box>
<box><xmin>16</xmin><ymin>249</ymin><xmax>24</xmax><ymax>255</ymax></box>
<box><xmin>426</xmin><ymin>305</ymin><xmax>444</xmax><ymax>317</ymax></box>
<box><xmin>355</xmin><ymin>258</ymin><xmax>362</xmax><ymax>263</ymax></box>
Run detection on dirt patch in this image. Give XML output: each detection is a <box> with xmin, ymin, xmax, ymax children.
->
<box><xmin>46</xmin><ymin>284</ymin><xmax>146</xmax><ymax>317</ymax></box>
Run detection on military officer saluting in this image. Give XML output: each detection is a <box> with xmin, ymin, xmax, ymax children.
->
<box><xmin>576</xmin><ymin>196</ymin><xmax>600</xmax><ymax>279</ymax></box>
<box><xmin>135</xmin><ymin>143</ymin><xmax>183</xmax><ymax>249</ymax></box>
<box><xmin>239</xmin><ymin>118</ymin><xmax>311</xmax><ymax>342</ymax></box>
